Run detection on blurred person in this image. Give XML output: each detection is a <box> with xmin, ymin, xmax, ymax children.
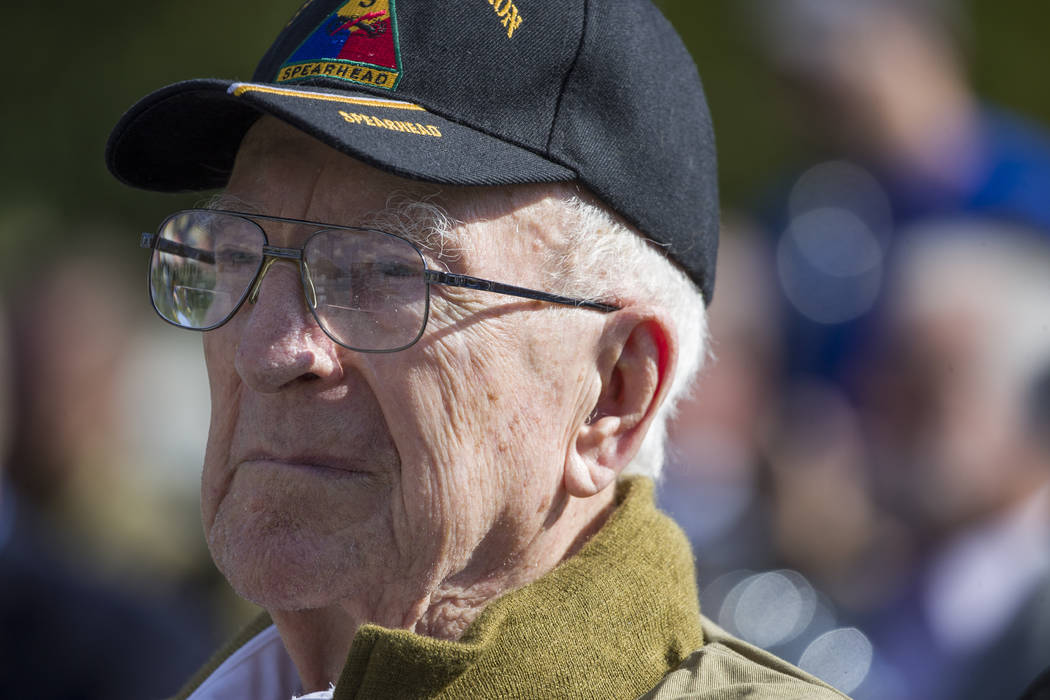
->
<box><xmin>755</xmin><ymin>0</ymin><xmax>1050</xmax><ymax>229</ymax></box>
<box><xmin>763</xmin><ymin>378</ymin><xmax>907</xmax><ymax>614</ymax></box>
<box><xmin>853</xmin><ymin>222</ymin><xmax>1050</xmax><ymax>700</ymax></box>
<box><xmin>7</xmin><ymin>253</ymin><xmax>213</xmax><ymax>577</ymax></box>
<box><xmin>748</xmin><ymin>0</ymin><xmax>1050</xmax><ymax>384</ymax></box>
<box><xmin>0</xmin><ymin>283</ymin><xmax>214</xmax><ymax>699</ymax></box>
<box><xmin>1021</xmin><ymin>369</ymin><xmax>1050</xmax><ymax>699</ymax></box>
<box><xmin>735</xmin><ymin>9</ymin><xmax>1050</xmax><ymax>690</ymax></box>
<box><xmin>103</xmin><ymin>1</ymin><xmax>850</xmax><ymax>698</ymax></box>
<box><xmin>660</xmin><ymin>226</ymin><xmax>906</xmax><ymax>697</ymax></box>
<box><xmin>8</xmin><ymin>255</ymin><xmax>137</xmax><ymax>547</ymax></box>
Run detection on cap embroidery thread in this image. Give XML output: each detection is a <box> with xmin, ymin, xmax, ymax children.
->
<box><xmin>485</xmin><ymin>0</ymin><xmax>524</xmax><ymax>39</ymax></box>
<box><xmin>277</xmin><ymin>0</ymin><xmax>402</xmax><ymax>89</ymax></box>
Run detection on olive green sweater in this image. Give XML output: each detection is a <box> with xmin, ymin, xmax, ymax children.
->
<box><xmin>176</xmin><ymin>478</ymin><xmax>847</xmax><ymax>699</ymax></box>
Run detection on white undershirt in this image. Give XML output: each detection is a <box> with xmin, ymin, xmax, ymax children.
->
<box><xmin>185</xmin><ymin>624</ymin><xmax>332</xmax><ymax>700</ymax></box>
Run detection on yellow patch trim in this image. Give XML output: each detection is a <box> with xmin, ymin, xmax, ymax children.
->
<box><xmin>338</xmin><ymin>110</ymin><xmax>443</xmax><ymax>137</ymax></box>
<box><xmin>229</xmin><ymin>83</ymin><xmax>424</xmax><ymax>111</ymax></box>
<box><xmin>275</xmin><ymin>60</ymin><xmax>400</xmax><ymax>88</ymax></box>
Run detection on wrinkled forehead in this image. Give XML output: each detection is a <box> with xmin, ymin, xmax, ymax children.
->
<box><xmin>227</xmin><ymin>116</ymin><xmax>579</xmax><ymax>259</ymax></box>
<box><xmin>227</xmin><ymin>117</ymin><xmax>440</xmax><ymax>224</ymax></box>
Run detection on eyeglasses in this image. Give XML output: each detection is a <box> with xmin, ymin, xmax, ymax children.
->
<box><xmin>141</xmin><ymin>209</ymin><xmax>619</xmax><ymax>353</ymax></box>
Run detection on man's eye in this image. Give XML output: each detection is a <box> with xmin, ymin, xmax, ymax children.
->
<box><xmin>216</xmin><ymin>249</ymin><xmax>257</xmax><ymax>266</ymax></box>
<box><xmin>373</xmin><ymin>261</ymin><xmax>416</xmax><ymax>278</ymax></box>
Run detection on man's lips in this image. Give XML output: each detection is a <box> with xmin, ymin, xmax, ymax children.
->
<box><xmin>238</xmin><ymin>453</ymin><xmax>371</xmax><ymax>475</ymax></box>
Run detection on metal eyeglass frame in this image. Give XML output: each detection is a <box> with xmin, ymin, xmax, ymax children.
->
<box><xmin>141</xmin><ymin>209</ymin><xmax>621</xmax><ymax>353</ymax></box>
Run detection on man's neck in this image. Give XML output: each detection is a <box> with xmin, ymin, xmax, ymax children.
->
<box><xmin>270</xmin><ymin>488</ymin><xmax>616</xmax><ymax>693</ymax></box>
<box><xmin>269</xmin><ymin>607</ymin><xmax>357</xmax><ymax>693</ymax></box>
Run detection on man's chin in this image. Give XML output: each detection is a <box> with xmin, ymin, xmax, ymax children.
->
<box><xmin>231</xmin><ymin>572</ymin><xmax>333</xmax><ymax>612</ymax></box>
<box><xmin>207</xmin><ymin>518</ymin><xmax>359</xmax><ymax>611</ymax></box>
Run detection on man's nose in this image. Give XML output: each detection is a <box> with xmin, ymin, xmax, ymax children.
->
<box><xmin>233</xmin><ymin>259</ymin><xmax>342</xmax><ymax>392</ymax></box>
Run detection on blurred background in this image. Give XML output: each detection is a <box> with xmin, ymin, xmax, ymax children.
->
<box><xmin>1</xmin><ymin>1</ymin><xmax>1049</xmax><ymax>698</ymax></box>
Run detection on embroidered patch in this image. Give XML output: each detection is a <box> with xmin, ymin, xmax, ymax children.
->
<box><xmin>277</xmin><ymin>0</ymin><xmax>402</xmax><ymax>90</ymax></box>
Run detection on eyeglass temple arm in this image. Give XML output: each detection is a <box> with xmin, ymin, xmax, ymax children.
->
<box><xmin>140</xmin><ymin>232</ymin><xmax>617</xmax><ymax>313</ymax></box>
<box><xmin>141</xmin><ymin>233</ymin><xmax>217</xmax><ymax>265</ymax></box>
<box><xmin>424</xmin><ymin>270</ymin><xmax>619</xmax><ymax>313</ymax></box>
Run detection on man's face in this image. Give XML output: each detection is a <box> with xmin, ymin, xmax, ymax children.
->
<box><xmin>201</xmin><ymin>117</ymin><xmax>604</xmax><ymax>622</ymax></box>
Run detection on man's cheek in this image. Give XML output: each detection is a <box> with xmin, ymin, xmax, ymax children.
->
<box><xmin>203</xmin><ymin>332</ymin><xmax>243</xmax><ymax>437</ymax></box>
<box><xmin>200</xmin><ymin>456</ymin><xmax>226</xmax><ymax>533</ymax></box>
<box><xmin>204</xmin><ymin>332</ymin><xmax>241</xmax><ymax>390</ymax></box>
<box><xmin>201</xmin><ymin>384</ymin><xmax>242</xmax><ymax>531</ymax></box>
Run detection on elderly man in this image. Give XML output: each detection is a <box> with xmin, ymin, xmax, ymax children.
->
<box><xmin>107</xmin><ymin>1</ymin><xmax>846</xmax><ymax>698</ymax></box>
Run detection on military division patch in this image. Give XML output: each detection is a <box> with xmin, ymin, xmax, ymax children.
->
<box><xmin>277</xmin><ymin>0</ymin><xmax>402</xmax><ymax>90</ymax></box>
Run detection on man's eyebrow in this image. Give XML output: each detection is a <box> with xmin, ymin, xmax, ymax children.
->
<box><xmin>363</xmin><ymin>194</ymin><xmax>466</xmax><ymax>262</ymax></box>
<box><xmin>202</xmin><ymin>193</ymin><xmax>262</xmax><ymax>213</ymax></box>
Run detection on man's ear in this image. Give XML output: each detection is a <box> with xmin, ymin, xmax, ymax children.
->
<box><xmin>564</xmin><ymin>311</ymin><xmax>677</xmax><ymax>498</ymax></box>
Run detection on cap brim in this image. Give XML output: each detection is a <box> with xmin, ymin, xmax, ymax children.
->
<box><xmin>106</xmin><ymin>79</ymin><xmax>576</xmax><ymax>192</ymax></box>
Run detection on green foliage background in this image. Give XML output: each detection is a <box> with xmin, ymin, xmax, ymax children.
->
<box><xmin>0</xmin><ymin>0</ymin><xmax>1046</xmax><ymax>287</ymax></box>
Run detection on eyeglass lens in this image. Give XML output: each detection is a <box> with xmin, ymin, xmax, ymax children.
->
<box><xmin>149</xmin><ymin>210</ymin><xmax>431</xmax><ymax>352</ymax></box>
<box><xmin>303</xmin><ymin>229</ymin><xmax>429</xmax><ymax>351</ymax></box>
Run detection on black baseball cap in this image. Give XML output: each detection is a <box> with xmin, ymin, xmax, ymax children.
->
<box><xmin>106</xmin><ymin>0</ymin><xmax>719</xmax><ymax>301</ymax></box>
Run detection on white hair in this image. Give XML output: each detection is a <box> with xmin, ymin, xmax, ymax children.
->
<box><xmin>546</xmin><ymin>192</ymin><xmax>710</xmax><ymax>481</ymax></box>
